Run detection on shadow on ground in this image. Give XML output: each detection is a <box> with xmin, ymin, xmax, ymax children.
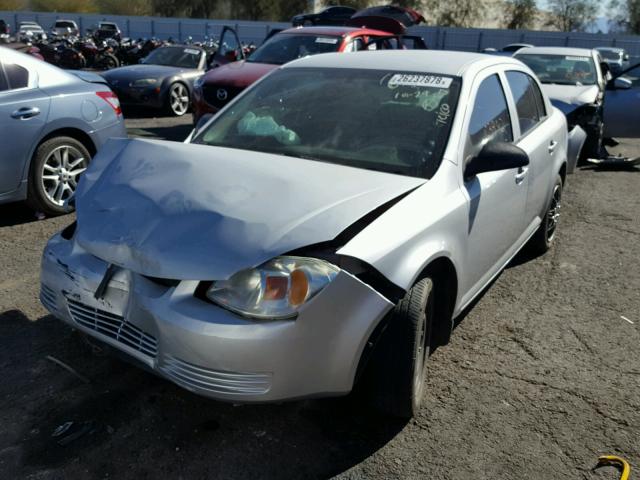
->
<box><xmin>0</xmin><ymin>308</ymin><xmax>407</xmax><ymax>479</ymax></box>
<box><xmin>0</xmin><ymin>202</ymin><xmax>41</xmax><ymax>227</ymax></box>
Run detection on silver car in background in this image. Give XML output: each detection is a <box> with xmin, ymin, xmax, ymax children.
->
<box><xmin>41</xmin><ymin>51</ymin><xmax>567</xmax><ymax>418</ymax></box>
<box><xmin>0</xmin><ymin>46</ymin><xmax>126</xmax><ymax>215</ymax></box>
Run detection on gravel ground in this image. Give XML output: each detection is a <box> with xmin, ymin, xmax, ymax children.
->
<box><xmin>0</xmin><ymin>116</ymin><xmax>638</xmax><ymax>479</ymax></box>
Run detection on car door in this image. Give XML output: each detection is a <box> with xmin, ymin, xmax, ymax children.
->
<box><xmin>0</xmin><ymin>59</ymin><xmax>50</xmax><ymax>195</ymax></box>
<box><xmin>460</xmin><ymin>71</ymin><xmax>529</xmax><ymax>296</ymax></box>
<box><xmin>504</xmin><ymin>70</ymin><xmax>557</xmax><ymax>226</ymax></box>
<box><xmin>212</xmin><ymin>26</ymin><xmax>245</xmax><ymax>67</ymax></box>
<box><xmin>604</xmin><ymin>63</ymin><xmax>640</xmax><ymax>138</ymax></box>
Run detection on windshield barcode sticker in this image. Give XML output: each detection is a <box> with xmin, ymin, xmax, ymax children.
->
<box><xmin>565</xmin><ymin>56</ymin><xmax>589</xmax><ymax>62</ymax></box>
<box><xmin>388</xmin><ymin>74</ymin><xmax>452</xmax><ymax>89</ymax></box>
<box><xmin>184</xmin><ymin>48</ymin><xmax>200</xmax><ymax>55</ymax></box>
<box><xmin>315</xmin><ymin>37</ymin><xmax>338</xmax><ymax>44</ymax></box>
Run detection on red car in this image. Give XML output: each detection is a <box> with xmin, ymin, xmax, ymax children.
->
<box><xmin>192</xmin><ymin>24</ymin><xmax>424</xmax><ymax>124</ymax></box>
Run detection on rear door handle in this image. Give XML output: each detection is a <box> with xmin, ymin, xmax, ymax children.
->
<box><xmin>515</xmin><ymin>166</ymin><xmax>529</xmax><ymax>184</ymax></box>
<box><xmin>548</xmin><ymin>140</ymin><xmax>558</xmax><ymax>154</ymax></box>
<box><xmin>11</xmin><ymin>107</ymin><xmax>40</xmax><ymax>119</ymax></box>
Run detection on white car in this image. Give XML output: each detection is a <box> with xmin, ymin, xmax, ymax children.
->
<box><xmin>514</xmin><ymin>47</ymin><xmax>610</xmax><ymax>167</ymax></box>
<box><xmin>18</xmin><ymin>22</ymin><xmax>47</xmax><ymax>43</ymax></box>
<box><xmin>41</xmin><ymin>51</ymin><xmax>568</xmax><ymax>418</ymax></box>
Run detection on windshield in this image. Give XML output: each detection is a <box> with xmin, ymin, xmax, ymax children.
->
<box><xmin>247</xmin><ymin>34</ymin><xmax>342</xmax><ymax>65</ymax></box>
<box><xmin>194</xmin><ymin>68</ymin><xmax>461</xmax><ymax>179</ymax></box>
<box><xmin>56</xmin><ymin>21</ymin><xmax>75</xmax><ymax>28</ymax></box>
<box><xmin>100</xmin><ymin>23</ymin><xmax>117</xmax><ymax>30</ymax></box>
<box><xmin>143</xmin><ymin>46</ymin><xmax>202</xmax><ymax>69</ymax></box>
<box><xmin>516</xmin><ymin>54</ymin><xmax>597</xmax><ymax>86</ymax></box>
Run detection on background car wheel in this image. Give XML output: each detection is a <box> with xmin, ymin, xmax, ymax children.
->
<box><xmin>26</xmin><ymin>136</ymin><xmax>91</xmax><ymax>216</ymax></box>
<box><xmin>303</xmin><ymin>19</ymin><xmax>314</xmax><ymax>26</ymax></box>
<box><xmin>167</xmin><ymin>82</ymin><xmax>189</xmax><ymax>116</ymax></box>
<box><xmin>365</xmin><ymin>277</ymin><xmax>435</xmax><ymax>418</ymax></box>
<box><xmin>97</xmin><ymin>53</ymin><xmax>118</xmax><ymax>70</ymax></box>
<box><xmin>527</xmin><ymin>174</ymin><xmax>563</xmax><ymax>255</ymax></box>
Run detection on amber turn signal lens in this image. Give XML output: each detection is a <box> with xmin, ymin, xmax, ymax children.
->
<box><xmin>288</xmin><ymin>269</ymin><xmax>309</xmax><ymax>306</ymax></box>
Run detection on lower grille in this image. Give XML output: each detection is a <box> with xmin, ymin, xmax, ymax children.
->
<box><xmin>40</xmin><ymin>284</ymin><xmax>57</xmax><ymax>312</ymax></box>
<box><xmin>66</xmin><ymin>298</ymin><xmax>158</xmax><ymax>358</ymax></box>
<box><xmin>160</xmin><ymin>354</ymin><xmax>271</xmax><ymax>395</ymax></box>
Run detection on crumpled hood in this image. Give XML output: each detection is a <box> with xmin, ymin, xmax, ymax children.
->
<box><xmin>74</xmin><ymin>138</ymin><xmax>425</xmax><ymax>280</ymax></box>
<box><xmin>541</xmin><ymin>84</ymin><xmax>600</xmax><ymax>115</ymax></box>
<box><xmin>203</xmin><ymin>61</ymin><xmax>278</xmax><ymax>88</ymax></box>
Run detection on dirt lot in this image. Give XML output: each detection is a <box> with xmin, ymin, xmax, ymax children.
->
<box><xmin>0</xmin><ymin>113</ymin><xmax>638</xmax><ymax>479</ymax></box>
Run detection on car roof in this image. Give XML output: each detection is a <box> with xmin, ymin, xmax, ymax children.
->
<box><xmin>282</xmin><ymin>50</ymin><xmax>525</xmax><ymax>77</ymax></box>
<box><xmin>515</xmin><ymin>46</ymin><xmax>594</xmax><ymax>56</ymax></box>
<box><xmin>280</xmin><ymin>25</ymin><xmax>393</xmax><ymax>37</ymax></box>
<box><xmin>595</xmin><ymin>46</ymin><xmax>623</xmax><ymax>52</ymax></box>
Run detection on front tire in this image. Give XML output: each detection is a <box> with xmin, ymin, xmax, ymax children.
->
<box><xmin>366</xmin><ymin>277</ymin><xmax>434</xmax><ymax>418</ymax></box>
<box><xmin>167</xmin><ymin>82</ymin><xmax>189</xmax><ymax>116</ymax></box>
<box><xmin>527</xmin><ymin>174</ymin><xmax>563</xmax><ymax>255</ymax></box>
<box><xmin>26</xmin><ymin>136</ymin><xmax>91</xmax><ymax>216</ymax></box>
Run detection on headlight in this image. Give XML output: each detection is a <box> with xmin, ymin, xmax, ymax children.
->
<box><xmin>194</xmin><ymin>76</ymin><xmax>205</xmax><ymax>89</ymax></box>
<box><xmin>132</xmin><ymin>78</ymin><xmax>157</xmax><ymax>87</ymax></box>
<box><xmin>206</xmin><ymin>256</ymin><xmax>339</xmax><ymax>320</ymax></box>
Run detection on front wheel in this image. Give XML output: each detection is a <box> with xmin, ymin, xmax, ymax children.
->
<box><xmin>96</xmin><ymin>53</ymin><xmax>119</xmax><ymax>70</ymax></box>
<box><xmin>26</xmin><ymin>136</ymin><xmax>91</xmax><ymax>216</ymax></box>
<box><xmin>365</xmin><ymin>277</ymin><xmax>434</xmax><ymax>418</ymax></box>
<box><xmin>527</xmin><ymin>174</ymin><xmax>563</xmax><ymax>255</ymax></box>
<box><xmin>167</xmin><ymin>83</ymin><xmax>189</xmax><ymax>116</ymax></box>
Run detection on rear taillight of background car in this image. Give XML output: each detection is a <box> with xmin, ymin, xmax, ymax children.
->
<box><xmin>96</xmin><ymin>91</ymin><xmax>122</xmax><ymax>117</ymax></box>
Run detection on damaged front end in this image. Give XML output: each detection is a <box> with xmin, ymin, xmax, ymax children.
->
<box><xmin>39</xmin><ymin>137</ymin><xmax>427</xmax><ymax>402</ymax></box>
<box><xmin>553</xmin><ymin>100</ymin><xmax>602</xmax><ymax>167</ymax></box>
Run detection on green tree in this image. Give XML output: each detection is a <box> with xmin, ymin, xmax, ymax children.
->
<box><xmin>504</xmin><ymin>0</ymin><xmax>537</xmax><ymax>29</ymax></box>
<box><xmin>96</xmin><ymin>0</ymin><xmax>152</xmax><ymax>16</ymax></box>
<box><xmin>426</xmin><ymin>0</ymin><xmax>488</xmax><ymax>27</ymax></box>
<box><xmin>609</xmin><ymin>0</ymin><xmax>640</xmax><ymax>34</ymax></box>
<box><xmin>31</xmin><ymin>0</ymin><xmax>97</xmax><ymax>12</ymax></box>
<box><xmin>546</xmin><ymin>0</ymin><xmax>599</xmax><ymax>31</ymax></box>
<box><xmin>0</xmin><ymin>0</ymin><xmax>25</xmax><ymax>9</ymax></box>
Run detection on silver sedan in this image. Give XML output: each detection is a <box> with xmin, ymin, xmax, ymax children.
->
<box><xmin>0</xmin><ymin>46</ymin><xmax>126</xmax><ymax>215</ymax></box>
<box><xmin>41</xmin><ymin>51</ymin><xmax>568</xmax><ymax>418</ymax></box>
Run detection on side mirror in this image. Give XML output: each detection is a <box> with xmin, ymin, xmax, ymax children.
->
<box><xmin>613</xmin><ymin>76</ymin><xmax>632</xmax><ymax>90</ymax></box>
<box><xmin>464</xmin><ymin>142</ymin><xmax>529</xmax><ymax>179</ymax></box>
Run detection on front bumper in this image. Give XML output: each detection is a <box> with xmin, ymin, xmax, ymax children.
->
<box><xmin>110</xmin><ymin>85</ymin><xmax>165</xmax><ymax>109</ymax></box>
<box><xmin>40</xmin><ymin>233</ymin><xmax>394</xmax><ymax>402</ymax></box>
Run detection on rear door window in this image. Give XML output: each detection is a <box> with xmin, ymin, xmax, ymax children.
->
<box><xmin>4</xmin><ymin>62</ymin><xmax>29</xmax><ymax>90</ymax></box>
<box><xmin>0</xmin><ymin>63</ymin><xmax>9</xmax><ymax>91</ymax></box>
<box><xmin>505</xmin><ymin>71</ymin><xmax>542</xmax><ymax>136</ymax></box>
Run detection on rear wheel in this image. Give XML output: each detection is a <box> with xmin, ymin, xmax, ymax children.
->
<box><xmin>26</xmin><ymin>136</ymin><xmax>90</xmax><ymax>216</ymax></box>
<box><xmin>366</xmin><ymin>277</ymin><xmax>434</xmax><ymax>418</ymax></box>
<box><xmin>527</xmin><ymin>174</ymin><xmax>563</xmax><ymax>255</ymax></box>
<box><xmin>167</xmin><ymin>82</ymin><xmax>189</xmax><ymax>116</ymax></box>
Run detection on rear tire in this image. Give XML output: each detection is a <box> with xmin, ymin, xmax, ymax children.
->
<box><xmin>366</xmin><ymin>277</ymin><xmax>434</xmax><ymax>418</ymax></box>
<box><xmin>527</xmin><ymin>174</ymin><xmax>563</xmax><ymax>255</ymax></box>
<box><xmin>26</xmin><ymin>136</ymin><xmax>91</xmax><ymax>216</ymax></box>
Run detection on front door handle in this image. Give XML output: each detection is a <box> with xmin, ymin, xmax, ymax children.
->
<box><xmin>548</xmin><ymin>140</ymin><xmax>558</xmax><ymax>154</ymax></box>
<box><xmin>515</xmin><ymin>166</ymin><xmax>529</xmax><ymax>184</ymax></box>
<box><xmin>11</xmin><ymin>107</ymin><xmax>40</xmax><ymax>119</ymax></box>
